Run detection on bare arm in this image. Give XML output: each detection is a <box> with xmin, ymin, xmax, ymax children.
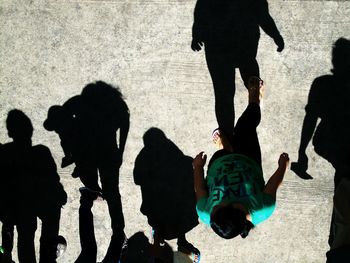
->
<box><xmin>193</xmin><ymin>152</ymin><xmax>208</xmax><ymax>201</ymax></box>
<box><xmin>264</xmin><ymin>153</ymin><xmax>289</xmax><ymax>200</ymax></box>
<box><xmin>257</xmin><ymin>0</ymin><xmax>284</xmax><ymax>52</ymax></box>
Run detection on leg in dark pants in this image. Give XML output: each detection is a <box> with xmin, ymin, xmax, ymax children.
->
<box><xmin>75</xmin><ymin>190</ymin><xmax>98</xmax><ymax>263</ymax></box>
<box><xmin>38</xmin><ymin>207</ymin><xmax>61</xmax><ymax>263</ymax></box>
<box><xmin>238</xmin><ymin>58</ymin><xmax>260</xmax><ymax>88</ymax></box>
<box><xmin>232</xmin><ymin>103</ymin><xmax>262</xmax><ymax>167</ymax></box>
<box><xmin>205</xmin><ymin>50</ymin><xmax>236</xmax><ymax>137</ymax></box>
<box><xmin>17</xmin><ymin>215</ymin><xmax>37</xmax><ymax>263</ymax></box>
<box><xmin>99</xmin><ymin>165</ymin><xmax>126</xmax><ymax>263</ymax></box>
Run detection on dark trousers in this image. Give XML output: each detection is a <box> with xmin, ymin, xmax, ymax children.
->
<box><xmin>16</xmin><ymin>206</ymin><xmax>61</xmax><ymax>263</ymax></box>
<box><xmin>209</xmin><ymin>103</ymin><xmax>262</xmax><ymax>169</ymax></box>
<box><xmin>205</xmin><ymin>49</ymin><xmax>260</xmax><ymax>137</ymax></box>
<box><xmin>76</xmin><ymin>161</ymin><xmax>125</xmax><ymax>262</ymax></box>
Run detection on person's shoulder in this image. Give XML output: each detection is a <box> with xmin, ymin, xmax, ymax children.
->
<box><xmin>312</xmin><ymin>75</ymin><xmax>334</xmax><ymax>87</ymax></box>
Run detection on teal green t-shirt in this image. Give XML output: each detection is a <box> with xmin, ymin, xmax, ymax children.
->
<box><xmin>196</xmin><ymin>153</ymin><xmax>275</xmax><ymax>226</ymax></box>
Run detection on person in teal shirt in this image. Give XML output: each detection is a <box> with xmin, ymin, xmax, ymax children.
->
<box><xmin>193</xmin><ymin>76</ymin><xmax>289</xmax><ymax>239</ymax></box>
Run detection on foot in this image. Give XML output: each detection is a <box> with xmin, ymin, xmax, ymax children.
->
<box><xmin>212</xmin><ymin>129</ymin><xmax>233</xmax><ymax>152</ymax></box>
<box><xmin>177</xmin><ymin>241</ymin><xmax>200</xmax><ymax>263</ymax></box>
<box><xmin>248</xmin><ymin>76</ymin><xmax>264</xmax><ymax>104</ymax></box>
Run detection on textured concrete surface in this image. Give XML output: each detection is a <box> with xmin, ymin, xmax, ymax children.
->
<box><xmin>0</xmin><ymin>0</ymin><xmax>349</xmax><ymax>262</ymax></box>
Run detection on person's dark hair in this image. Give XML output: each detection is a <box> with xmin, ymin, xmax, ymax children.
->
<box><xmin>210</xmin><ymin>205</ymin><xmax>254</xmax><ymax>239</ymax></box>
<box><xmin>6</xmin><ymin>109</ymin><xmax>33</xmax><ymax>141</ymax></box>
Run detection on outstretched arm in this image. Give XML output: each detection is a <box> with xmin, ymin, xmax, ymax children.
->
<box><xmin>257</xmin><ymin>0</ymin><xmax>284</xmax><ymax>52</ymax></box>
<box><xmin>193</xmin><ymin>152</ymin><xmax>208</xmax><ymax>200</ymax></box>
<box><xmin>264</xmin><ymin>153</ymin><xmax>289</xmax><ymax>200</ymax></box>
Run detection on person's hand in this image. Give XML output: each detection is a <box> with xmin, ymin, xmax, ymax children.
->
<box><xmin>291</xmin><ymin>152</ymin><xmax>313</xmax><ymax>179</ymax></box>
<box><xmin>274</xmin><ymin>35</ymin><xmax>284</xmax><ymax>52</ymax></box>
<box><xmin>191</xmin><ymin>39</ymin><xmax>204</xmax><ymax>51</ymax></box>
<box><xmin>193</xmin><ymin>151</ymin><xmax>207</xmax><ymax>169</ymax></box>
<box><xmin>278</xmin><ymin>152</ymin><xmax>289</xmax><ymax>169</ymax></box>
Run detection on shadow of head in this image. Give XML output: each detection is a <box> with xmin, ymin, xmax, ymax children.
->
<box><xmin>81</xmin><ymin>80</ymin><xmax>125</xmax><ymax>110</ymax></box>
<box><xmin>143</xmin><ymin>127</ymin><xmax>168</xmax><ymax>148</ymax></box>
<box><xmin>6</xmin><ymin>109</ymin><xmax>33</xmax><ymax>143</ymax></box>
<box><xmin>332</xmin><ymin>38</ymin><xmax>350</xmax><ymax>76</ymax></box>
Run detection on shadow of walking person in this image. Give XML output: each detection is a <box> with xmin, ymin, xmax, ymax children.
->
<box><xmin>191</xmin><ymin>0</ymin><xmax>284</xmax><ymax>137</ymax></box>
<box><xmin>326</xmin><ymin>178</ymin><xmax>350</xmax><ymax>263</ymax></box>
<box><xmin>292</xmin><ymin>38</ymin><xmax>350</xmax><ymax>185</ymax></box>
<box><xmin>291</xmin><ymin>38</ymin><xmax>350</xmax><ymax>261</ymax></box>
<box><xmin>134</xmin><ymin>128</ymin><xmax>199</xmax><ymax>263</ymax></box>
<box><xmin>0</xmin><ymin>109</ymin><xmax>67</xmax><ymax>263</ymax></box>
<box><xmin>44</xmin><ymin>81</ymin><xmax>130</xmax><ymax>263</ymax></box>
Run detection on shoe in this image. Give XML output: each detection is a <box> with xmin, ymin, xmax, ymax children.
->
<box><xmin>177</xmin><ymin>242</ymin><xmax>200</xmax><ymax>263</ymax></box>
<box><xmin>212</xmin><ymin>128</ymin><xmax>220</xmax><ymax>144</ymax></box>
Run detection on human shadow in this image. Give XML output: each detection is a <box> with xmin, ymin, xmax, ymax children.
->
<box><xmin>133</xmin><ymin>128</ymin><xmax>199</xmax><ymax>262</ymax></box>
<box><xmin>291</xmin><ymin>38</ymin><xmax>350</xmax><ymax>262</ymax></box>
<box><xmin>44</xmin><ymin>81</ymin><xmax>130</xmax><ymax>263</ymax></box>
<box><xmin>0</xmin><ymin>109</ymin><xmax>67</xmax><ymax>263</ymax></box>
<box><xmin>191</xmin><ymin>0</ymin><xmax>284</xmax><ymax>136</ymax></box>
<box><xmin>292</xmin><ymin>38</ymin><xmax>350</xmax><ymax>185</ymax></box>
<box><xmin>326</xmin><ymin>178</ymin><xmax>350</xmax><ymax>263</ymax></box>
<box><xmin>122</xmin><ymin>231</ymin><xmax>173</xmax><ymax>263</ymax></box>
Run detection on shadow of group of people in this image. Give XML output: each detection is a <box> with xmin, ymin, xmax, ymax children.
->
<box><xmin>0</xmin><ymin>0</ymin><xmax>349</xmax><ymax>261</ymax></box>
<box><xmin>0</xmin><ymin>81</ymin><xmax>199</xmax><ymax>263</ymax></box>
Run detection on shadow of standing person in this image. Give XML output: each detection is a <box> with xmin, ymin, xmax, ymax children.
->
<box><xmin>134</xmin><ymin>128</ymin><xmax>199</xmax><ymax>263</ymax></box>
<box><xmin>292</xmin><ymin>38</ymin><xmax>350</xmax><ymax>185</ymax></box>
<box><xmin>291</xmin><ymin>38</ymin><xmax>350</xmax><ymax>258</ymax></box>
<box><xmin>191</xmin><ymin>0</ymin><xmax>284</xmax><ymax>137</ymax></box>
<box><xmin>0</xmin><ymin>109</ymin><xmax>67</xmax><ymax>263</ymax></box>
<box><xmin>326</xmin><ymin>177</ymin><xmax>350</xmax><ymax>263</ymax></box>
<box><xmin>45</xmin><ymin>81</ymin><xmax>130</xmax><ymax>263</ymax></box>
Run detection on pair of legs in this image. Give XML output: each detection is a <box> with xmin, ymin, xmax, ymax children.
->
<box><xmin>205</xmin><ymin>49</ymin><xmax>260</xmax><ymax>137</ymax></box>
<box><xmin>209</xmin><ymin>81</ymin><xmax>262</xmax><ymax>169</ymax></box>
<box><xmin>16</xmin><ymin>206</ymin><xmax>61</xmax><ymax>263</ymax></box>
<box><xmin>205</xmin><ymin>50</ymin><xmax>260</xmax><ymax>138</ymax></box>
<box><xmin>75</xmin><ymin>160</ymin><xmax>125</xmax><ymax>263</ymax></box>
